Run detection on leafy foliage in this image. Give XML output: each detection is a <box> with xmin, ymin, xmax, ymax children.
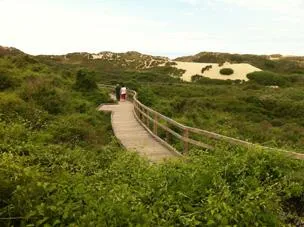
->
<box><xmin>247</xmin><ymin>71</ymin><xmax>288</xmax><ymax>86</ymax></box>
<box><xmin>138</xmin><ymin>82</ymin><xmax>304</xmax><ymax>152</ymax></box>
<box><xmin>201</xmin><ymin>65</ymin><xmax>212</xmax><ymax>73</ymax></box>
<box><xmin>220</xmin><ymin>68</ymin><xmax>234</xmax><ymax>75</ymax></box>
<box><xmin>0</xmin><ymin>70</ymin><xmax>17</xmax><ymax>91</ymax></box>
<box><xmin>74</xmin><ymin>69</ymin><xmax>98</xmax><ymax>91</ymax></box>
<box><xmin>0</xmin><ymin>50</ymin><xmax>304</xmax><ymax>226</ymax></box>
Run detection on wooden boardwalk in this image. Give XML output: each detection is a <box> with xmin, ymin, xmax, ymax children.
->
<box><xmin>99</xmin><ymin>99</ymin><xmax>180</xmax><ymax>162</ymax></box>
<box><xmin>97</xmin><ymin>86</ymin><xmax>304</xmax><ymax>161</ymax></box>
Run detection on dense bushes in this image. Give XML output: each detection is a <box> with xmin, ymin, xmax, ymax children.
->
<box><xmin>74</xmin><ymin>69</ymin><xmax>98</xmax><ymax>91</ymax></box>
<box><xmin>220</xmin><ymin>68</ymin><xmax>234</xmax><ymax>75</ymax></box>
<box><xmin>49</xmin><ymin>112</ymin><xmax>111</xmax><ymax>147</ymax></box>
<box><xmin>191</xmin><ymin>74</ymin><xmax>203</xmax><ymax>82</ymax></box>
<box><xmin>143</xmin><ymin>83</ymin><xmax>304</xmax><ymax>151</ymax></box>
<box><xmin>247</xmin><ymin>71</ymin><xmax>288</xmax><ymax>86</ymax></box>
<box><xmin>0</xmin><ymin>71</ymin><xmax>18</xmax><ymax>91</ymax></box>
<box><xmin>191</xmin><ymin>75</ymin><xmax>236</xmax><ymax>84</ymax></box>
<box><xmin>1</xmin><ymin>145</ymin><xmax>304</xmax><ymax>226</ymax></box>
<box><xmin>1</xmin><ymin>48</ymin><xmax>304</xmax><ymax>226</ymax></box>
<box><xmin>20</xmin><ymin>77</ymin><xmax>67</xmax><ymax>114</ymax></box>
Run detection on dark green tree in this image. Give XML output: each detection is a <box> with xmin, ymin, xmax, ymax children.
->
<box><xmin>74</xmin><ymin>69</ymin><xmax>98</xmax><ymax>91</ymax></box>
<box><xmin>220</xmin><ymin>68</ymin><xmax>234</xmax><ymax>75</ymax></box>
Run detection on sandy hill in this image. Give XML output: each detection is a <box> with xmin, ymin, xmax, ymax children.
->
<box><xmin>172</xmin><ymin>61</ymin><xmax>261</xmax><ymax>82</ymax></box>
<box><xmin>2</xmin><ymin>45</ymin><xmax>304</xmax><ymax>82</ymax></box>
<box><xmin>175</xmin><ymin>52</ymin><xmax>304</xmax><ymax>74</ymax></box>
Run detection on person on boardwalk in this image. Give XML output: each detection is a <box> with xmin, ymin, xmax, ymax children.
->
<box><xmin>120</xmin><ymin>84</ymin><xmax>127</xmax><ymax>101</ymax></box>
<box><xmin>115</xmin><ymin>84</ymin><xmax>121</xmax><ymax>101</ymax></box>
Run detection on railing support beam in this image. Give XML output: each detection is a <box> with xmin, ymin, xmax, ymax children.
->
<box><xmin>183</xmin><ymin>129</ymin><xmax>189</xmax><ymax>154</ymax></box>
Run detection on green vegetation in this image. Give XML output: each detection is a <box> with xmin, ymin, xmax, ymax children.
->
<box><xmin>74</xmin><ymin>69</ymin><xmax>98</xmax><ymax>91</ymax></box>
<box><xmin>1</xmin><ymin>49</ymin><xmax>304</xmax><ymax>226</ymax></box>
<box><xmin>201</xmin><ymin>65</ymin><xmax>212</xmax><ymax>73</ymax></box>
<box><xmin>220</xmin><ymin>68</ymin><xmax>234</xmax><ymax>75</ymax></box>
<box><xmin>176</xmin><ymin>51</ymin><xmax>304</xmax><ymax>74</ymax></box>
<box><xmin>247</xmin><ymin>71</ymin><xmax>287</xmax><ymax>86</ymax></box>
<box><xmin>247</xmin><ymin>71</ymin><xmax>304</xmax><ymax>87</ymax></box>
<box><xmin>137</xmin><ymin>79</ymin><xmax>304</xmax><ymax>152</ymax></box>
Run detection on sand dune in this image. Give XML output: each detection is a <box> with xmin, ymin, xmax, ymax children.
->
<box><xmin>173</xmin><ymin>61</ymin><xmax>261</xmax><ymax>82</ymax></box>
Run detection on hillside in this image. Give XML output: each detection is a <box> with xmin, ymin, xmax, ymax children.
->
<box><xmin>1</xmin><ymin>47</ymin><xmax>304</xmax><ymax>226</ymax></box>
<box><xmin>175</xmin><ymin>52</ymin><xmax>304</xmax><ymax>74</ymax></box>
<box><xmin>38</xmin><ymin>51</ymin><xmax>168</xmax><ymax>71</ymax></box>
<box><xmin>172</xmin><ymin>61</ymin><xmax>261</xmax><ymax>82</ymax></box>
<box><xmin>0</xmin><ymin>46</ymin><xmax>24</xmax><ymax>57</ymax></box>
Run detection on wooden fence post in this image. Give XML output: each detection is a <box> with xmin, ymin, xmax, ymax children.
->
<box><xmin>139</xmin><ymin>106</ymin><xmax>143</xmax><ymax>121</ymax></box>
<box><xmin>134</xmin><ymin>101</ymin><xmax>137</xmax><ymax>112</ymax></box>
<box><xmin>136</xmin><ymin>103</ymin><xmax>140</xmax><ymax>120</ymax></box>
<box><xmin>153</xmin><ymin>114</ymin><xmax>158</xmax><ymax>135</ymax></box>
<box><xmin>146</xmin><ymin>109</ymin><xmax>150</xmax><ymax>128</ymax></box>
<box><xmin>183</xmin><ymin>128</ymin><xmax>189</xmax><ymax>154</ymax></box>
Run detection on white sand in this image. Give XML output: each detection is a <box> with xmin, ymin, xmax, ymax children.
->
<box><xmin>173</xmin><ymin>61</ymin><xmax>261</xmax><ymax>82</ymax></box>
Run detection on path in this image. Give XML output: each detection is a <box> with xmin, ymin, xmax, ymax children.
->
<box><xmin>99</xmin><ymin>98</ymin><xmax>179</xmax><ymax>162</ymax></box>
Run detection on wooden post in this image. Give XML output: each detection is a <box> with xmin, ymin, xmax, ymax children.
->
<box><xmin>134</xmin><ymin>101</ymin><xmax>136</xmax><ymax>114</ymax></box>
<box><xmin>141</xmin><ymin>107</ymin><xmax>145</xmax><ymax>122</ymax></box>
<box><xmin>146</xmin><ymin>109</ymin><xmax>150</xmax><ymax>128</ymax></box>
<box><xmin>139</xmin><ymin>106</ymin><xmax>143</xmax><ymax>120</ymax></box>
<box><xmin>183</xmin><ymin>128</ymin><xmax>189</xmax><ymax>154</ymax></box>
<box><xmin>153</xmin><ymin>114</ymin><xmax>158</xmax><ymax>135</ymax></box>
<box><xmin>135</xmin><ymin>102</ymin><xmax>138</xmax><ymax>117</ymax></box>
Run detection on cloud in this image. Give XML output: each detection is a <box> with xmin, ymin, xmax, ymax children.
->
<box><xmin>180</xmin><ymin>0</ymin><xmax>304</xmax><ymax>14</ymax></box>
<box><xmin>179</xmin><ymin>0</ymin><xmax>200</xmax><ymax>6</ymax></box>
<box><xmin>1</xmin><ymin>0</ymin><xmax>304</xmax><ymax>56</ymax></box>
<box><xmin>222</xmin><ymin>0</ymin><xmax>304</xmax><ymax>13</ymax></box>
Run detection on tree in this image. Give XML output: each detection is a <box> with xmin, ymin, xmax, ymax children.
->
<box><xmin>74</xmin><ymin>69</ymin><xmax>98</xmax><ymax>91</ymax></box>
<box><xmin>220</xmin><ymin>68</ymin><xmax>234</xmax><ymax>75</ymax></box>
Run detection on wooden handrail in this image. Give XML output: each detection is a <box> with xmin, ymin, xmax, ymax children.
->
<box><xmin>98</xmin><ymin>84</ymin><xmax>304</xmax><ymax>158</ymax></box>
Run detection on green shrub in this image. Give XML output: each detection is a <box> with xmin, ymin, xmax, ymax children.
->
<box><xmin>191</xmin><ymin>74</ymin><xmax>203</xmax><ymax>82</ymax></box>
<box><xmin>220</xmin><ymin>68</ymin><xmax>234</xmax><ymax>75</ymax></box>
<box><xmin>201</xmin><ymin>65</ymin><xmax>212</xmax><ymax>73</ymax></box>
<box><xmin>0</xmin><ymin>93</ymin><xmax>49</xmax><ymax>129</ymax></box>
<box><xmin>74</xmin><ymin>69</ymin><xmax>98</xmax><ymax>91</ymax></box>
<box><xmin>192</xmin><ymin>75</ymin><xmax>234</xmax><ymax>85</ymax></box>
<box><xmin>20</xmin><ymin>77</ymin><xmax>67</xmax><ymax>114</ymax></box>
<box><xmin>11</xmin><ymin>55</ymin><xmax>38</xmax><ymax>68</ymax></box>
<box><xmin>0</xmin><ymin>71</ymin><xmax>18</xmax><ymax>91</ymax></box>
<box><xmin>81</xmin><ymin>89</ymin><xmax>112</xmax><ymax>106</ymax></box>
<box><xmin>247</xmin><ymin>71</ymin><xmax>288</xmax><ymax>86</ymax></box>
<box><xmin>49</xmin><ymin>112</ymin><xmax>111</xmax><ymax>147</ymax></box>
<box><xmin>137</xmin><ymin>87</ymin><xmax>156</xmax><ymax>106</ymax></box>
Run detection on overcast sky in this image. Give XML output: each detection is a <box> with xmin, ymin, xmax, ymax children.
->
<box><xmin>1</xmin><ymin>0</ymin><xmax>303</xmax><ymax>58</ymax></box>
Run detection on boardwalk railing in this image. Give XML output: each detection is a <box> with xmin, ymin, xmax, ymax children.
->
<box><xmin>99</xmin><ymin>84</ymin><xmax>304</xmax><ymax>159</ymax></box>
